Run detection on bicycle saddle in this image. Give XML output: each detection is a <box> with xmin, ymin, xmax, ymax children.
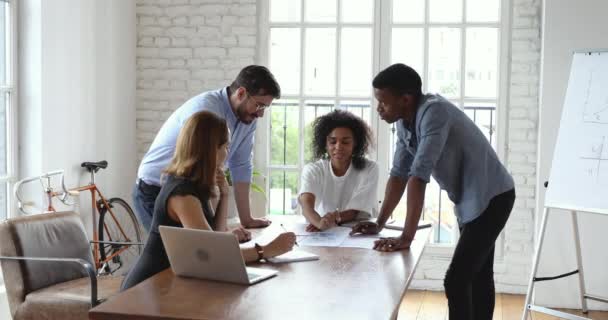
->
<box><xmin>81</xmin><ymin>160</ymin><xmax>108</xmax><ymax>172</ymax></box>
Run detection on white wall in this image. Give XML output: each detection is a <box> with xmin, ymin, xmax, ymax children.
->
<box><xmin>17</xmin><ymin>0</ymin><xmax>136</xmax><ymax>232</ymax></box>
<box><xmin>536</xmin><ymin>0</ymin><xmax>608</xmax><ymax>310</ymax></box>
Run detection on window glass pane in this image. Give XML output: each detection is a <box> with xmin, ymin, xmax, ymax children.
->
<box><xmin>428</xmin><ymin>28</ymin><xmax>461</xmax><ymax>97</ymax></box>
<box><xmin>429</xmin><ymin>0</ymin><xmax>462</xmax><ymax>23</ymax></box>
<box><xmin>392</xmin><ymin>0</ymin><xmax>424</xmax><ymax>23</ymax></box>
<box><xmin>337</xmin><ymin>101</ymin><xmax>371</xmax><ymax>126</ymax></box>
<box><xmin>0</xmin><ymin>1</ymin><xmax>7</xmax><ymax>84</ymax></box>
<box><xmin>0</xmin><ymin>182</ymin><xmax>6</xmax><ymax>220</ymax></box>
<box><xmin>270</xmin><ymin>0</ymin><xmax>301</xmax><ymax>23</ymax></box>
<box><xmin>305</xmin><ymin>0</ymin><xmax>336</xmax><ymax>22</ymax></box>
<box><xmin>269</xmin><ymin>170</ymin><xmax>299</xmax><ymax>215</ymax></box>
<box><xmin>304</xmin><ymin>100</ymin><xmax>334</xmax><ymax>162</ymax></box>
<box><xmin>270</xmin><ymin>100</ymin><xmax>300</xmax><ymax>165</ymax></box>
<box><xmin>467</xmin><ymin>0</ymin><xmax>499</xmax><ymax>22</ymax></box>
<box><xmin>424</xmin><ymin>181</ymin><xmax>456</xmax><ymax>243</ymax></box>
<box><xmin>465</xmin><ymin>28</ymin><xmax>498</xmax><ymax>98</ymax></box>
<box><xmin>341</xmin><ymin>0</ymin><xmax>373</xmax><ymax>23</ymax></box>
<box><xmin>391</xmin><ymin>28</ymin><xmax>424</xmax><ymax>74</ymax></box>
<box><xmin>464</xmin><ymin>102</ymin><xmax>497</xmax><ymax>149</ymax></box>
<box><xmin>304</xmin><ymin>28</ymin><xmax>336</xmax><ymax>96</ymax></box>
<box><xmin>0</xmin><ymin>93</ymin><xmax>6</xmax><ymax>176</ymax></box>
<box><xmin>340</xmin><ymin>28</ymin><xmax>372</xmax><ymax>97</ymax></box>
<box><xmin>270</xmin><ymin>28</ymin><xmax>301</xmax><ymax>95</ymax></box>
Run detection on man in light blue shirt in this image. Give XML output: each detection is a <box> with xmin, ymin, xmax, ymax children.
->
<box><xmin>351</xmin><ymin>64</ymin><xmax>515</xmax><ymax>320</ymax></box>
<box><xmin>135</xmin><ymin>65</ymin><xmax>280</xmax><ymax>231</ymax></box>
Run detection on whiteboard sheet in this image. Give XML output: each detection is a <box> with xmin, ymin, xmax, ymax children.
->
<box><xmin>545</xmin><ymin>52</ymin><xmax>608</xmax><ymax>214</ymax></box>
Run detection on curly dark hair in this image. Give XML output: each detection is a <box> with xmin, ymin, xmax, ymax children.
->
<box><xmin>311</xmin><ymin>109</ymin><xmax>373</xmax><ymax>170</ymax></box>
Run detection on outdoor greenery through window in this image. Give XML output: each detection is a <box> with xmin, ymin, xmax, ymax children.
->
<box><xmin>264</xmin><ymin>0</ymin><xmax>503</xmax><ymax>244</ymax></box>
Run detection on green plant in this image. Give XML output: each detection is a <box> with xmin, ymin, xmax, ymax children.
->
<box><xmin>224</xmin><ymin>169</ymin><xmax>266</xmax><ymax>197</ymax></box>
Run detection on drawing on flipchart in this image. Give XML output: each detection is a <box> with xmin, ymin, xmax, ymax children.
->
<box><xmin>582</xmin><ymin>70</ymin><xmax>608</xmax><ymax>124</ymax></box>
<box><xmin>580</xmin><ymin>135</ymin><xmax>608</xmax><ymax>184</ymax></box>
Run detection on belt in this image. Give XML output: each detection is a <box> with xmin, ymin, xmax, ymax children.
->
<box><xmin>137</xmin><ymin>179</ymin><xmax>161</xmax><ymax>193</ymax></box>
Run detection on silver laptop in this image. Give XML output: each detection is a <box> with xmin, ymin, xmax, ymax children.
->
<box><xmin>159</xmin><ymin>226</ymin><xmax>277</xmax><ymax>285</ymax></box>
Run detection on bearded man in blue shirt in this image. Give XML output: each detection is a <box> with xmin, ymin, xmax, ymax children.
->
<box><xmin>135</xmin><ymin>65</ymin><xmax>280</xmax><ymax>231</ymax></box>
<box><xmin>351</xmin><ymin>63</ymin><xmax>515</xmax><ymax>320</ymax></box>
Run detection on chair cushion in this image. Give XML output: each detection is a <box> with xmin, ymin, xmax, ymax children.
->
<box><xmin>0</xmin><ymin>211</ymin><xmax>95</xmax><ymax>316</ymax></box>
<box><xmin>13</xmin><ymin>276</ymin><xmax>122</xmax><ymax>320</ymax></box>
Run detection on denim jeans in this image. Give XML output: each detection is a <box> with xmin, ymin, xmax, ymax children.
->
<box><xmin>444</xmin><ymin>189</ymin><xmax>515</xmax><ymax>320</ymax></box>
<box><xmin>132</xmin><ymin>181</ymin><xmax>160</xmax><ymax>233</ymax></box>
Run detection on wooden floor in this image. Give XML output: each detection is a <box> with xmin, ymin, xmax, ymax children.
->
<box><xmin>398</xmin><ymin>290</ymin><xmax>608</xmax><ymax>320</ymax></box>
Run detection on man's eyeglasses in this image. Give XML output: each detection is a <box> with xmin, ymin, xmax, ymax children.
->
<box><xmin>246</xmin><ymin>92</ymin><xmax>271</xmax><ymax>111</ymax></box>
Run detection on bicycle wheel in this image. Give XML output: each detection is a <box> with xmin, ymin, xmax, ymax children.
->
<box><xmin>98</xmin><ymin>197</ymin><xmax>143</xmax><ymax>275</ymax></box>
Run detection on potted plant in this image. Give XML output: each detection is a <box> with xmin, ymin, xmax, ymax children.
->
<box><xmin>224</xmin><ymin>169</ymin><xmax>267</xmax><ymax>221</ymax></box>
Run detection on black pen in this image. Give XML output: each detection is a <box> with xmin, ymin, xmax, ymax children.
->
<box><xmin>280</xmin><ymin>223</ymin><xmax>299</xmax><ymax>247</ymax></box>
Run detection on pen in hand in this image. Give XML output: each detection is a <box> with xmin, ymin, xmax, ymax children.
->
<box><xmin>280</xmin><ymin>223</ymin><xmax>299</xmax><ymax>247</ymax></box>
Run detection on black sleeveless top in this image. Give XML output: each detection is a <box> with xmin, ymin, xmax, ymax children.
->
<box><xmin>121</xmin><ymin>175</ymin><xmax>215</xmax><ymax>290</ymax></box>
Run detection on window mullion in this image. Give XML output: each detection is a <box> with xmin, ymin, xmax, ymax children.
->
<box><xmin>423</xmin><ymin>0</ymin><xmax>430</xmax><ymax>92</ymax></box>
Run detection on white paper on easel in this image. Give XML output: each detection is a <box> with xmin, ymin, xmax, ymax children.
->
<box><xmin>545</xmin><ymin>52</ymin><xmax>608</xmax><ymax>214</ymax></box>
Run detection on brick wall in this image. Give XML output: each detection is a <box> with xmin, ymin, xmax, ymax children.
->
<box><xmin>136</xmin><ymin>0</ymin><xmax>257</xmax><ymax>159</ymax></box>
<box><xmin>136</xmin><ymin>0</ymin><xmax>542</xmax><ymax>294</ymax></box>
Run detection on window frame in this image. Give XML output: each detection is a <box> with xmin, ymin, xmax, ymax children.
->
<box><xmin>0</xmin><ymin>0</ymin><xmax>18</xmax><ymax>287</ymax></box>
<box><xmin>257</xmin><ymin>0</ymin><xmax>511</xmax><ymax>256</ymax></box>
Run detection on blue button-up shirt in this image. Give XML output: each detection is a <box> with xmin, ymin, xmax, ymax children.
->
<box><xmin>137</xmin><ymin>87</ymin><xmax>255</xmax><ymax>186</ymax></box>
<box><xmin>390</xmin><ymin>94</ymin><xmax>514</xmax><ymax>225</ymax></box>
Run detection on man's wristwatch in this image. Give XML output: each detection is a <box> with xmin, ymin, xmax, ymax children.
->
<box><xmin>254</xmin><ymin>243</ymin><xmax>265</xmax><ymax>262</ymax></box>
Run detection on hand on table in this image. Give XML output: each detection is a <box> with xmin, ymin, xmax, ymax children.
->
<box><xmin>373</xmin><ymin>236</ymin><xmax>412</xmax><ymax>252</ymax></box>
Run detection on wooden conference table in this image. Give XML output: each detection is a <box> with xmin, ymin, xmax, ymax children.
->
<box><xmin>89</xmin><ymin>217</ymin><xmax>431</xmax><ymax>320</ymax></box>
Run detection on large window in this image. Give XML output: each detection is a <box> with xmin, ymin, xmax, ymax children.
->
<box><xmin>0</xmin><ymin>0</ymin><xmax>17</xmax><ymax>221</ymax></box>
<box><xmin>261</xmin><ymin>0</ymin><xmax>506</xmax><ymax>244</ymax></box>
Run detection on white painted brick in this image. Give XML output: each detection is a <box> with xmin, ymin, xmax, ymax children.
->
<box><xmin>509</xmin><ymin>119</ymin><xmax>536</xmax><ymax>129</ymax></box>
<box><xmin>137</xmin><ymin>6</ymin><xmax>163</xmax><ymax>16</ymax></box>
<box><xmin>170</xmin><ymin>80</ymin><xmax>187</xmax><ymax>90</ymax></box>
<box><xmin>187</xmin><ymin>59</ymin><xmax>203</xmax><ymax>67</ymax></box>
<box><xmin>137</xmin><ymin>58</ymin><xmax>168</xmax><ymax>68</ymax></box>
<box><xmin>192</xmin><ymin>69</ymin><xmax>224</xmax><ymax>80</ymax></box>
<box><xmin>153</xmin><ymin>79</ymin><xmax>170</xmax><ymax>89</ymax></box>
<box><xmin>167</xmin><ymin>27</ymin><xmax>197</xmax><ymax>37</ymax></box>
<box><xmin>196</xmin><ymin>5</ymin><xmax>229</xmax><ymax>16</ymax></box>
<box><xmin>159</xmin><ymin>48</ymin><xmax>193</xmax><ymax>58</ymax></box>
<box><xmin>172</xmin><ymin>16</ymin><xmax>188</xmax><ymax>26</ymax></box>
<box><xmin>165</xmin><ymin>6</ymin><xmax>191</xmax><ymax>17</ymax></box>
<box><xmin>154</xmin><ymin>37</ymin><xmax>170</xmax><ymax>47</ymax></box>
<box><xmin>238</xmin><ymin>35</ymin><xmax>256</xmax><ymax>47</ymax></box>
<box><xmin>198</xmin><ymin>26</ymin><xmax>221</xmax><ymax>38</ymax></box>
<box><xmin>206</xmin><ymin>16</ymin><xmax>222</xmax><ymax>26</ymax></box>
<box><xmin>169</xmin><ymin>59</ymin><xmax>186</xmax><ymax>67</ymax></box>
<box><xmin>194</xmin><ymin>47</ymin><xmax>226</xmax><ymax>58</ymax></box>
<box><xmin>238</xmin><ymin>16</ymin><xmax>256</xmax><ymax>26</ymax></box>
<box><xmin>139</xmin><ymin>16</ymin><xmax>156</xmax><ymax>26</ymax></box>
<box><xmin>172</xmin><ymin>37</ymin><xmax>188</xmax><ymax>47</ymax></box>
<box><xmin>222</xmin><ymin>16</ymin><xmax>239</xmax><ymax>25</ymax></box>
<box><xmin>231</xmin><ymin>26</ymin><xmax>256</xmax><ymax>35</ymax></box>
<box><xmin>140</xmin><ymin>26</ymin><xmax>164</xmax><ymax>36</ymax></box>
<box><xmin>229</xmin><ymin>4</ymin><xmax>255</xmax><ymax>16</ymax></box>
<box><xmin>222</xmin><ymin>36</ymin><xmax>238</xmax><ymax>47</ymax></box>
<box><xmin>190</xmin><ymin>16</ymin><xmax>205</xmax><ymax>25</ymax></box>
<box><xmin>228</xmin><ymin>47</ymin><xmax>255</xmax><ymax>57</ymax></box>
<box><xmin>138</xmin><ymin>36</ymin><xmax>154</xmax><ymax>46</ymax></box>
<box><xmin>203</xmin><ymin>58</ymin><xmax>220</xmax><ymax>67</ymax></box>
<box><xmin>157</xmin><ymin>16</ymin><xmax>171</xmax><ymax>27</ymax></box>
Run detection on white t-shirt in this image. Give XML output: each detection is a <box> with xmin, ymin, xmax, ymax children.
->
<box><xmin>299</xmin><ymin>159</ymin><xmax>379</xmax><ymax>219</ymax></box>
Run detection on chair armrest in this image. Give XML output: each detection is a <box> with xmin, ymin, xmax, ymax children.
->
<box><xmin>0</xmin><ymin>255</ymin><xmax>99</xmax><ymax>307</ymax></box>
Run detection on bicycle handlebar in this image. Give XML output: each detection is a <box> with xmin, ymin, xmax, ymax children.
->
<box><xmin>13</xmin><ymin>170</ymin><xmax>67</xmax><ymax>214</ymax></box>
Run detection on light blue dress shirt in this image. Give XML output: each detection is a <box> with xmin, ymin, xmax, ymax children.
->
<box><xmin>390</xmin><ymin>94</ymin><xmax>514</xmax><ymax>225</ymax></box>
<box><xmin>137</xmin><ymin>87</ymin><xmax>255</xmax><ymax>186</ymax></box>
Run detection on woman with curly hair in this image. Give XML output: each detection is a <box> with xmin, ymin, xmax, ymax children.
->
<box><xmin>298</xmin><ymin>109</ymin><xmax>379</xmax><ymax>232</ymax></box>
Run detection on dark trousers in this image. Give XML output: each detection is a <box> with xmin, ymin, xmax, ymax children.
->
<box><xmin>132</xmin><ymin>180</ymin><xmax>161</xmax><ymax>233</ymax></box>
<box><xmin>444</xmin><ymin>189</ymin><xmax>515</xmax><ymax>320</ymax></box>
